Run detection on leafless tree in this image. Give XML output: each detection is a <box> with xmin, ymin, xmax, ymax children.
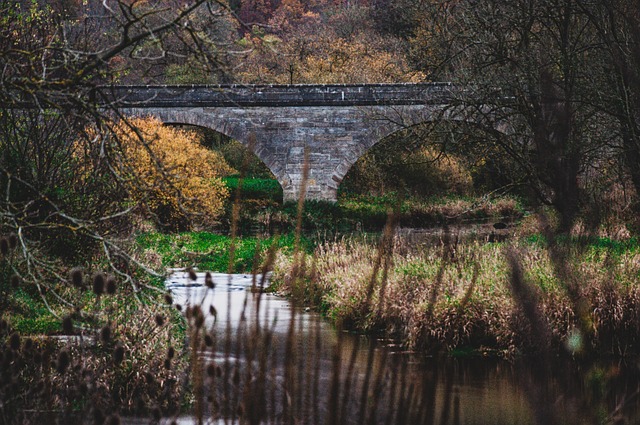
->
<box><xmin>0</xmin><ymin>0</ymin><xmax>235</xmax><ymax>314</ymax></box>
<box><xmin>420</xmin><ymin>0</ymin><xmax>613</xmax><ymax>230</ymax></box>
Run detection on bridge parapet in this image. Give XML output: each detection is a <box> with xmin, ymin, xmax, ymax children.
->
<box><xmin>100</xmin><ymin>83</ymin><xmax>455</xmax><ymax>108</ymax></box>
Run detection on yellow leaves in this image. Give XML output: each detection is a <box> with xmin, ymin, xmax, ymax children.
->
<box><xmin>234</xmin><ymin>23</ymin><xmax>425</xmax><ymax>84</ymax></box>
<box><xmin>113</xmin><ymin>117</ymin><xmax>235</xmax><ymax>228</ymax></box>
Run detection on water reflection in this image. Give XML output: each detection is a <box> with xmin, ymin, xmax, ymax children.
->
<box><xmin>159</xmin><ymin>270</ymin><xmax>640</xmax><ymax>425</ymax></box>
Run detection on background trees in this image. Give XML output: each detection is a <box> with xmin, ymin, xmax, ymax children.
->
<box><xmin>579</xmin><ymin>2</ymin><xmax>640</xmax><ymax>217</ymax></box>
<box><xmin>413</xmin><ymin>0</ymin><xmax>620</xmax><ymax>230</ymax></box>
<box><xmin>0</xmin><ymin>0</ymin><xmax>235</xmax><ymax>314</ymax></box>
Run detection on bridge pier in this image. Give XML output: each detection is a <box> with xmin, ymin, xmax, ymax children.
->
<box><xmin>117</xmin><ymin>84</ymin><xmax>452</xmax><ymax>203</ymax></box>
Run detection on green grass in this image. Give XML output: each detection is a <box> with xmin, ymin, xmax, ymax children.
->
<box><xmin>272</xmin><ymin>233</ymin><xmax>640</xmax><ymax>357</ymax></box>
<box><xmin>338</xmin><ymin>193</ymin><xmax>526</xmax><ymax>229</ymax></box>
<box><xmin>137</xmin><ymin>231</ymin><xmax>305</xmax><ymax>273</ymax></box>
<box><xmin>224</xmin><ymin>176</ymin><xmax>283</xmax><ymax>201</ymax></box>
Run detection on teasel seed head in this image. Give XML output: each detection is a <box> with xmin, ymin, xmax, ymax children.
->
<box><xmin>113</xmin><ymin>344</ymin><xmax>125</xmax><ymax>365</ymax></box>
<box><xmin>106</xmin><ymin>276</ymin><xmax>117</xmax><ymax>295</ymax></box>
<box><xmin>56</xmin><ymin>350</ymin><xmax>70</xmax><ymax>373</ymax></box>
<box><xmin>167</xmin><ymin>346</ymin><xmax>175</xmax><ymax>359</ymax></box>
<box><xmin>70</xmin><ymin>267</ymin><xmax>84</xmax><ymax>288</ymax></box>
<box><xmin>164</xmin><ymin>294</ymin><xmax>173</xmax><ymax>305</ymax></box>
<box><xmin>164</xmin><ymin>358</ymin><xmax>171</xmax><ymax>370</ymax></box>
<box><xmin>93</xmin><ymin>407</ymin><xmax>105</xmax><ymax>425</ymax></box>
<box><xmin>205</xmin><ymin>272</ymin><xmax>214</xmax><ymax>289</ymax></box>
<box><xmin>232</xmin><ymin>367</ymin><xmax>240</xmax><ymax>385</ymax></box>
<box><xmin>8</xmin><ymin>234</ymin><xmax>17</xmax><ymax>250</ymax></box>
<box><xmin>92</xmin><ymin>273</ymin><xmax>105</xmax><ymax>296</ymax></box>
<box><xmin>62</xmin><ymin>315</ymin><xmax>74</xmax><ymax>335</ymax></box>
<box><xmin>204</xmin><ymin>333</ymin><xmax>213</xmax><ymax>347</ymax></box>
<box><xmin>0</xmin><ymin>237</ymin><xmax>9</xmax><ymax>255</ymax></box>
<box><xmin>151</xmin><ymin>406</ymin><xmax>161</xmax><ymax>422</ymax></box>
<box><xmin>187</xmin><ymin>267</ymin><xmax>197</xmax><ymax>281</ymax></box>
<box><xmin>206</xmin><ymin>363</ymin><xmax>216</xmax><ymax>377</ymax></box>
<box><xmin>192</xmin><ymin>306</ymin><xmax>204</xmax><ymax>328</ymax></box>
<box><xmin>100</xmin><ymin>326</ymin><xmax>111</xmax><ymax>343</ymax></box>
<box><xmin>105</xmin><ymin>414</ymin><xmax>121</xmax><ymax>425</ymax></box>
<box><xmin>155</xmin><ymin>314</ymin><xmax>165</xmax><ymax>327</ymax></box>
<box><xmin>9</xmin><ymin>333</ymin><xmax>20</xmax><ymax>351</ymax></box>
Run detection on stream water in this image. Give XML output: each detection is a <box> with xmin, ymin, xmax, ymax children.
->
<box><xmin>155</xmin><ymin>270</ymin><xmax>640</xmax><ymax>425</ymax></box>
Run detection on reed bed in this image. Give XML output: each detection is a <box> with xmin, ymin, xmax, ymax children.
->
<box><xmin>273</xmin><ymin>232</ymin><xmax>640</xmax><ymax>358</ymax></box>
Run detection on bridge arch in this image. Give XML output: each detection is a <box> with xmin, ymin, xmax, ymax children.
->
<box><xmin>114</xmin><ymin>84</ymin><xmax>509</xmax><ymax>202</ymax></box>
<box><xmin>122</xmin><ymin>108</ymin><xmax>291</xmax><ymax>198</ymax></box>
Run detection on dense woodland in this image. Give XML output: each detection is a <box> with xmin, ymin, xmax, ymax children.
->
<box><xmin>3</xmin><ymin>0</ymin><xmax>640</xmax><ymax>422</ymax></box>
<box><xmin>3</xmin><ymin>0</ymin><xmax>640</xmax><ymax>231</ymax></box>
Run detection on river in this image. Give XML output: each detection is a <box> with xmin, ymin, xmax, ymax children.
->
<box><xmin>154</xmin><ymin>270</ymin><xmax>640</xmax><ymax>425</ymax></box>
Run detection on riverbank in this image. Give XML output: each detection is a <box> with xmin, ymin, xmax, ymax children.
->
<box><xmin>271</xmin><ymin>232</ymin><xmax>640</xmax><ymax>358</ymax></box>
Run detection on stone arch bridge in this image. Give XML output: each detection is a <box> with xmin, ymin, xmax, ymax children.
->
<box><xmin>109</xmin><ymin>83</ymin><xmax>475</xmax><ymax>202</ymax></box>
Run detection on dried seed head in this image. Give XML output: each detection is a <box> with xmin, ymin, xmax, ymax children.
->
<box><xmin>206</xmin><ymin>363</ymin><xmax>216</xmax><ymax>377</ymax></box>
<box><xmin>93</xmin><ymin>407</ymin><xmax>105</xmax><ymax>425</ymax></box>
<box><xmin>113</xmin><ymin>344</ymin><xmax>125</xmax><ymax>365</ymax></box>
<box><xmin>100</xmin><ymin>326</ymin><xmax>111</xmax><ymax>343</ymax></box>
<box><xmin>167</xmin><ymin>346</ymin><xmax>175</xmax><ymax>359</ymax></box>
<box><xmin>164</xmin><ymin>358</ymin><xmax>171</xmax><ymax>370</ymax></box>
<box><xmin>164</xmin><ymin>294</ymin><xmax>173</xmax><ymax>305</ymax></box>
<box><xmin>24</xmin><ymin>338</ymin><xmax>33</xmax><ymax>351</ymax></box>
<box><xmin>209</xmin><ymin>305</ymin><xmax>217</xmax><ymax>318</ymax></box>
<box><xmin>154</xmin><ymin>314</ymin><xmax>165</xmax><ymax>327</ymax></box>
<box><xmin>175</xmin><ymin>304</ymin><xmax>182</xmax><ymax>312</ymax></box>
<box><xmin>151</xmin><ymin>406</ymin><xmax>161</xmax><ymax>422</ymax></box>
<box><xmin>70</xmin><ymin>267</ymin><xmax>84</xmax><ymax>288</ymax></box>
<box><xmin>10</xmin><ymin>275</ymin><xmax>20</xmax><ymax>288</ymax></box>
<box><xmin>62</xmin><ymin>316</ymin><xmax>74</xmax><ymax>335</ymax></box>
<box><xmin>0</xmin><ymin>237</ymin><xmax>9</xmax><ymax>255</ymax></box>
<box><xmin>232</xmin><ymin>367</ymin><xmax>240</xmax><ymax>385</ymax></box>
<box><xmin>105</xmin><ymin>415</ymin><xmax>121</xmax><ymax>425</ymax></box>
<box><xmin>192</xmin><ymin>306</ymin><xmax>204</xmax><ymax>329</ymax></box>
<box><xmin>205</xmin><ymin>272</ymin><xmax>214</xmax><ymax>289</ymax></box>
<box><xmin>56</xmin><ymin>350</ymin><xmax>70</xmax><ymax>374</ymax></box>
<box><xmin>8</xmin><ymin>234</ymin><xmax>17</xmax><ymax>250</ymax></box>
<box><xmin>187</xmin><ymin>267</ymin><xmax>197</xmax><ymax>281</ymax></box>
<box><xmin>204</xmin><ymin>334</ymin><xmax>213</xmax><ymax>347</ymax></box>
<box><xmin>9</xmin><ymin>333</ymin><xmax>20</xmax><ymax>351</ymax></box>
<box><xmin>106</xmin><ymin>277</ymin><xmax>117</xmax><ymax>295</ymax></box>
<box><xmin>92</xmin><ymin>273</ymin><xmax>105</xmax><ymax>296</ymax></box>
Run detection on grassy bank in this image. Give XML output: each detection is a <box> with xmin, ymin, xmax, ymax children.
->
<box><xmin>218</xmin><ymin>178</ymin><xmax>526</xmax><ymax>234</ymax></box>
<box><xmin>272</xmin><ymin>233</ymin><xmax>640</xmax><ymax>358</ymax></box>
<box><xmin>137</xmin><ymin>231</ymin><xmax>303</xmax><ymax>273</ymax></box>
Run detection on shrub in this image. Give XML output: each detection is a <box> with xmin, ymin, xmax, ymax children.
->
<box><xmin>108</xmin><ymin>117</ymin><xmax>235</xmax><ymax>230</ymax></box>
<box><xmin>341</xmin><ymin>145</ymin><xmax>474</xmax><ymax>198</ymax></box>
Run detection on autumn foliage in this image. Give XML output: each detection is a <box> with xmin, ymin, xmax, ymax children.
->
<box><xmin>109</xmin><ymin>117</ymin><xmax>234</xmax><ymax>229</ymax></box>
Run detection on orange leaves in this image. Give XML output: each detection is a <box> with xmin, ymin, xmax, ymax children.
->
<box><xmin>112</xmin><ymin>117</ymin><xmax>235</xmax><ymax>228</ymax></box>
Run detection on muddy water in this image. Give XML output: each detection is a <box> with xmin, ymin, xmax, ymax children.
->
<box><xmin>162</xmin><ymin>270</ymin><xmax>640</xmax><ymax>425</ymax></box>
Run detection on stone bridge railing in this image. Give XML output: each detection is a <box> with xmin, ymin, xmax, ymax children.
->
<box><xmin>97</xmin><ymin>83</ymin><xmax>456</xmax><ymax>108</ymax></box>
